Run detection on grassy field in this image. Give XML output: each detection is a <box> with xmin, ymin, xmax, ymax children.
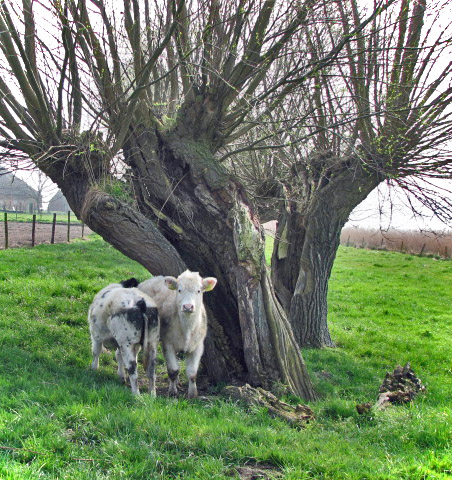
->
<box><xmin>1</xmin><ymin>212</ymin><xmax>82</xmax><ymax>224</ymax></box>
<box><xmin>0</xmin><ymin>236</ymin><xmax>451</xmax><ymax>479</ymax></box>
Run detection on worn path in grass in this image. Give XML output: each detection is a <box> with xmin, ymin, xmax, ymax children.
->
<box><xmin>0</xmin><ymin>237</ymin><xmax>451</xmax><ymax>479</ymax></box>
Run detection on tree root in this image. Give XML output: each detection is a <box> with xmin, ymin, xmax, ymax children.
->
<box><xmin>223</xmin><ymin>384</ymin><xmax>314</xmax><ymax>427</ymax></box>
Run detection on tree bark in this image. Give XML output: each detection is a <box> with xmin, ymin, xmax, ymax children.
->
<box><xmin>272</xmin><ymin>161</ymin><xmax>380</xmax><ymax>348</ymax></box>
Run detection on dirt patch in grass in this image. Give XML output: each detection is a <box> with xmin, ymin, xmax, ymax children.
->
<box><xmin>232</xmin><ymin>464</ymin><xmax>282</xmax><ymax>479</ymax></box>
<box><xmin>0</xmin><ymin>221</ymin><xmax>92</xmax><ymax>249</ymax></box>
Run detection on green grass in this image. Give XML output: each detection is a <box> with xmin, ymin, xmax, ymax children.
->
<box><xmin>0</xmin><ymin>237</ymin><xmax>451</xmax><ymax>479</ymax></box>
<box><xmin>2</xmin><ymin>211</ymin><xmax>82</xmax><ymax>224</ymax></box>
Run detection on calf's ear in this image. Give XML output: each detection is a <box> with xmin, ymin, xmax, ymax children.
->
<box><xmin>165</xmin><ymin>276</ymin><xmax>178</xmax><ymax>290</ymax></box>
<box><xmin>202</xmin><ymin>277</ymin><xmax>217</xmax><ymax>292</ymax></box>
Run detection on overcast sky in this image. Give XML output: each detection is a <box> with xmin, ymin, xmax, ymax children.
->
<box><xmin>345</xmin><ymin>182</ymin><xmax>452</xmax><ymax>232</ymax></box>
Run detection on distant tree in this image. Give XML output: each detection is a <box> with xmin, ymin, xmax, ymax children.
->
<box><xmin>22</xmin><ymin>171</ymin><xmax>58</xmax><ymax>213</ymax></box>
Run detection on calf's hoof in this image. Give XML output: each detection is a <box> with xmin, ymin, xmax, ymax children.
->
<box><xmin>187</xmin><ymin>387</ymin><xmax>198</xmax><ymax>399</ymax></box>
<box><xmin>188</xmin><ymin>376</ymin><xmax>197</xmax><ymax>398</ymax></box>
<box><xmin>168</xmin><ymin>386</ymin><xmax>178</xmax><ymax>397</ymax></box>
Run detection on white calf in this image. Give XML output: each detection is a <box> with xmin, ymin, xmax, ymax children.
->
<box><xmin>139</xmin><ymin>270</ymin><xmax>217</xmax><ymax>398</ymax></box>
<box><xmin>88</xmin><ymin>282</ymin><xmax>159</xmax><ymax>395</ymax></box>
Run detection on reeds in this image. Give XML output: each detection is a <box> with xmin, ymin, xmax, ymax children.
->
<box><xmin>341</xmin><ymin>227</ymin><xmax>452</xmax><ymax>258</ymax></box>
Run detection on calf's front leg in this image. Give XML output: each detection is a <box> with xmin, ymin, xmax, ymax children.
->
<box><xmin>162</xmin><ymin>343</ymin><xmax>179</xmax><ymax>397</ymax></box>
<box><xmin>186</xmin><ymin>343</ymin><xmax>204</xmax><ymax>399</ymax></box>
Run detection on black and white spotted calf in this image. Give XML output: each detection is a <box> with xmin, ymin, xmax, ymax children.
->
<box><xmin>88</xmin><ymin>279</ymin><xmax>159</xmax><ymax>395</ymax></box>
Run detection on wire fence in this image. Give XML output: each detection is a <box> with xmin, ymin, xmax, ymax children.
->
<box><xmin>1</xmin><ymin>211</ymin><xmax>91</xmax><ymax>249</ymax></box>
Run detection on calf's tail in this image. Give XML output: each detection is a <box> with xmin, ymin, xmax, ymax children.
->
<box><xmin>141</xmin><ymin>304</ymin><xmax>159</xmax><ymax>372</ymax></box>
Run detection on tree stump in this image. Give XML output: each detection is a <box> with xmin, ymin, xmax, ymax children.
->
<box><xmin>375</xmin><ymin>362</ymin><xmax>425</xmax><ymax>409</ymax></box>
<box><xmin>357</xmin><ymin>363</ymin><xmax>426</xmax><ymax>414</ymax></box>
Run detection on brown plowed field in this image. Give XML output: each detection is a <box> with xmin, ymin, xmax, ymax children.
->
<box><xmin>0</xmin><ymin>222</ymin><xmax>92</xmax><ymax>249</ymax></box>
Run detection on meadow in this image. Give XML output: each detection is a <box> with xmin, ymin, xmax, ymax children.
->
<box><xmin>0</xmin><ymin>236</ymin><xmax>451</xmax><ymax>479</ymax></box>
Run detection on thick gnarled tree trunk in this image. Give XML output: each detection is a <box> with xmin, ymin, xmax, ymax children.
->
<box><xmin>37</xmin><ymin>122</ymin><xmax>317</xmax><ymax>401</ymax></box>
<box><xmin>272</xmin><ymin>163</ymin><xmax>380</xmax><ymax>348</ymax></box>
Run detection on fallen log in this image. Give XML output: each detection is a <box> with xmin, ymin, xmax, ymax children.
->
<box><xmin>223</xmin><ymin>384</ymin><xmax>314</xmax><ymax>427</ymax></box>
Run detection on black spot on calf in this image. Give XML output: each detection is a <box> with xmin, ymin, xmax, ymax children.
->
<box><xmin>126</xmin><ymin>306</ymin><xmax>144</xmax><ymax>331</ymax></box>
<box><xmin>120</xmin><ymin>278</ymin><xmax>139</xmax><ymax>288</ymax></box>
<box><xmin>127</xmin><ymin>360</ymin><xmax>137</xmax><ymax>375</ymax></box>
<box><xmin>146</xmin><ymin>306</ymin><xmax>159</xmax><ymax>328</ymax></box>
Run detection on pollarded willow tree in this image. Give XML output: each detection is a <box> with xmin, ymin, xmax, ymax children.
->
<box><xmin>228</xmin><ymin>0</ymin><xmax>452</xmax><ymax>347</ymax></box>
<box><xmin>1</xmin><ymin>0</ymin><xmax>349</xmax><ymax>400</ymax></box>
<box><xmin>1</xmin><ymin>0</ymin><xmax>451</xmax><ymax>397</ymax></box>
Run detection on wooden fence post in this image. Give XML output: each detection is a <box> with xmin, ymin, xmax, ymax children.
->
<box><xmin>401</xmin><ymin>241</ymin><xmax>404</xmax><ymax>252</ymax></box>
<box><xmin>67</xmin><ymin>211</ymin><xmax>71</xmax><ymax>242</ymax></box>
<box><xmin>4</xmin><ymin>212</ymin><xmax>8</xmax><ymax>249</ymax></box>
<box><xmin>81</xmin><ymin>222</ymin><xmax>85</xmax><ymax>238</ymax></box>
<box><xmin>51</xmin><ymin>213</ymin><xmax>56</xmax><ymax>244</ymax></box>
<box><xmin>445</xmin><ymin>246</ymin><xmax>449</xmax><ymax>259</ymax></box>
<box><xmin>346</xmin><ymin>235</ymin><xmax>350</xmax><ymax>247</ymax></box>
<box><xmin>420</xmin><ymin>243</ymin><xmax>426</xmax><ymax>256</ymax></box>
<box><xmin>31</xmin><ymin>214</ymin><xmax>36</xmax><ymax>247</ymax></box>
